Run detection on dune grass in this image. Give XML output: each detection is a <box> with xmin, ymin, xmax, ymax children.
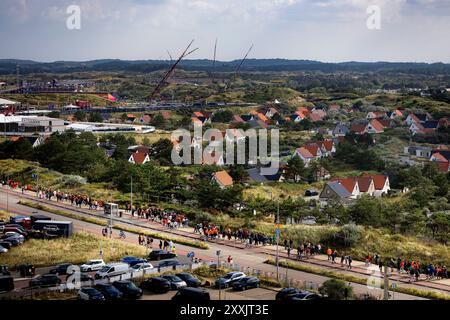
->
<box><xmin>2</xmin><ymin>231</ymin><xmax>148</xmax><ymax>268</ymax></box>
<box><xmin>18</xmin><ymin>200</ymin><xmax>208</xmax><ymax>250</ymax></box>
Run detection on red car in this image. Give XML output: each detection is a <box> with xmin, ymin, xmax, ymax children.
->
<box><xmin>3</xmin><ymin>226</ymin><xmax>28</xmax><ymax>238</ymax></box>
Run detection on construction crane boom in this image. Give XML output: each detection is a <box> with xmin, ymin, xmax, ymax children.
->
<box><xmin>235</xmin><ymin>44</ymin><xmax>254</xmax><ymax>77</ymax></box>
<box><xmin>150</xmin><ymin>40</ymin><xmax>198</xmax><ymax>101</ymax></box>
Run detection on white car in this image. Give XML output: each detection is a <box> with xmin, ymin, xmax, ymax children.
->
<box><xmin>80</xmin><ymin>259</ymin><xmax>106</xmax><ymax>272</ymax></box>
<box><xmin>129</xmin><ymin>262</ymin><xmax>153</xmax><ymax>273</ymax></box>
<box><xmin>0</xmin><ymin>245</ymin><xmax>8</xmax><ymax>253</ymax></box>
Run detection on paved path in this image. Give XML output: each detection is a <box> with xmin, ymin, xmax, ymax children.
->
<box><xmin>0</xmin><ymin>188</ymin><xmax>445</xmax><ymax>300</ymax></box>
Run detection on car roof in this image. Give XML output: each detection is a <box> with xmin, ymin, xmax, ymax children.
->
<box><xmin>179</xmin><ymin>287</ymin><xmax>208</xmax><ymax>294</ymax></box>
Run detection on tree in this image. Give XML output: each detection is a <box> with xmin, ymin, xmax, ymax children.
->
<box><xmin>88</xmin><ymin>112</ymin><xmax>103</xmax><ymax>123</ymax></box>
<box><xmin>427</xmin><ymin>212</ymin><xmax>450</xmax><ymax>243</ymax></box>
<box><xmin>74</xmin><ymin>110</ymin><xmax>86</xmax><ymax>121</ymax></box>
<box><xmin>150</xmin><ymin>114</ymin><xmax>166</xmax><ymax>127</ymax></box>
<box><xmin>212</xmin><ymin>110</ymin><xmax>233</xmax><ymax>123</ymax></box>
<box><xmin>150</xmin><ymin>139</ymin><xmax>173</xmax><ymax>165</ymax></box>
<box><xmin>285</xmin><ymin>156</ymin><xmax>307</xmax><ymax>182</ymax></box>
<box><xmin>319</xmin><ymin>279</ymin><xmax>353</xmax><ymax>300</ymax></box>
<box><xmin>228</xmin><ymin>165</ymin><xmax>249</xmax><ymax>184</ymax></box>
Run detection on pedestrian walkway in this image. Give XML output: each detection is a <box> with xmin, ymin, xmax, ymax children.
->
<box><xmin>5</xmin><ymin>186</ymin><xmax>449</xmax><ymax>294</ymax></box>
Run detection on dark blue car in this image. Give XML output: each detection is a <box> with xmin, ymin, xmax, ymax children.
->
<box><xmin>121</xmin><ymin>256</ymin><xmax>147</xmax><ymax>267</ymax></box>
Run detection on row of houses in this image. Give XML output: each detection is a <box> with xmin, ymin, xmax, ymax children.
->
<box><xmin>406</xmin><ymin>113</ymin><xmax>449</xmax><ymax>135</ymax></box>
<box><xmin>319</xmin><ymin>174</ymin><xmax>390</xmax><ymax>206</ymax></box>
<box><xmin>294</xmin><ymin>139</ymin><xmax>336</xmax><ymax>166</ymax></box>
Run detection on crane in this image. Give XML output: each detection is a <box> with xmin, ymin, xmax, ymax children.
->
<box><xmin>149</xmin><ymin>40</ymin><xmax>199</xmax><ymax>101</ymax></box>
<box><xmin>235</xmin><ymin>44</ymin><xmax>253</xmax><ymax>77</ymax></box>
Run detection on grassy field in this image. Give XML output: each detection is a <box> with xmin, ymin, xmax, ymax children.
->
<box><xmin>1</xmin><ymin>210</ymin><xmax>147</xmax><ymax>267</ymax></box>
<box><xmin>18</xmin><ymin>200</ymin><xmax>208</xmax><ymax>250</ymax></box>
<box><xmin>1</xmin><ymin>231</ymin><xmax>148</xmax><ymax>268</ymax></box>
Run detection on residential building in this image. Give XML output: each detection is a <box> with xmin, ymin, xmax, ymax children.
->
<box><xmin>212</xmin><ymin>171</ymin><xmax>234</xmax><ymax>188</ymax></box>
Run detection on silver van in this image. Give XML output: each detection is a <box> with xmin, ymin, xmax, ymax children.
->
<box><xmin>95</xmin><ymin>262</ymin><xmax>129</xmax><ymax>279</ymax></box>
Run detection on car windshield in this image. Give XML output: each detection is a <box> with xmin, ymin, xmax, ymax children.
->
<box><xmin>178</xmin><ymin>273</ymin><xmax>194</xmax><ymax>279</ymax></box>
<box><xmin>99</xmin><ymin>266</ymin><xmax>110</xmax><ymax>272</ymax></box>
<box><xmin>118</xmin><ymin>282</ymin><xmax>136</xmax><ymax>289</ymax></box>
<box><xmin>84</xmin><ymin>288</ymin><xmax>98</xmax><ymax>295</ymax></box>
<box><xmin>164</xmin><ymin>275</ymin><xmax>181</xmax><ymax>281</ymax></box>
<box><xmin>87</xmin><ymin>261</ymin><xmax>99</xmax><ymax>265</ymax></box>
<box><xmin>223</xmin><ymin>273</ymin><xmax>234</xmax><ymax>279</ymax></box>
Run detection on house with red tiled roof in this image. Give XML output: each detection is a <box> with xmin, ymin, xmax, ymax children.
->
<box><xmin>350</xmin><ymin>123</ymin><xmax>368</xmax><ymax>135</ymax></box>
<box><xmin>331</xmin><ymin>177</ymin><xmax>360</xmax><ymax>199</ymax></box>
<box><xmin>296</xmin><ymin>107</ymin><xmax>310</xmax><ymax>117</ymax></box>
<box><xmin>128</xmin><ymin>151</ymin><xmax>150</xmax><ymax>165</ymax></box>
<box><xmin>306</xmin><ymin>140</ymin><xmax>336</xmax><ymax>157</ymax></box>
<box><xmin>361</xmin><ymin>174</ymin><xmax>390</xmax><ymax>197</ymax></box>
<box><xmin>366</xmin><ymin>111</ymin><xmax>387</xmax><ymax>119</ymax></box>
<box><xmin>366</xmin><ymin>119</ymin><xmax>385</xmax><ymax>134</ymax></box>
<box><xmin>294</xmin><ymin>145</ymin><xmax>323</xmax><ymax>166</ymax></box>
<box><xmin>126</xmin><ymin>114</ymin><xmax>136</xmax><ymax>122</ymax></box>
<box><xmin>406</xmin><ymin>113</ymin><xmax>431</xmax><ymax>126</ymax></box>
<box><xmin>193</xmin><ymin>111</ymin><xmax>204</xmax><ymax>118</ymax></box>
<box><xmin>138</xmin><ymin>114</ymin><xmax>152</xmax><ymax>124</ymax></box>
<box><xmin>430</xmin><ymin>149</ymin><xmax>450</xmax><ymax>173</ymax></box>
<box><xmin>308</xmin><ymin>111</ymin><xmax>326</xmax><ymax>122</ymax></box>
<box><xmin>256</xmin><ymin>113</ymin><xmax>269</xmax><ymax>123</ymax></box>
<box><xmin>258</xmin><ymin>106</ymin><xmax>279</xmax><ymax>119</ymax></box>
<box><xmin>212</xmin><ymin>170</ymin><xmax>234</xmax><ymax>188</ymax></box>
<box><xmin>409</xmin><ymin>120</ymin><xmax>439</xmax><ymax>135</ymax></box>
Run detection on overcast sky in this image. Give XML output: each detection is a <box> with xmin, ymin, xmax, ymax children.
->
<box><xmin>1</xmin><ymin>0</ymin><xmax>450</xmax><ymax>63</ymax></box>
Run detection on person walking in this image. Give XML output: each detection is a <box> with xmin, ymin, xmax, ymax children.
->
<box><xmin>327</xmin><ymin>247</ymin><xmax>332</xmax><ymax>261</ymax></box>
<box><xmin>348</xmin><ymin>256</ymin><xmax>353</xmax><ymax>270</ymax></box>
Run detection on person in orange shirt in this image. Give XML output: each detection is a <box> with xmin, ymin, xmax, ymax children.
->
<box><xmin>327</xmin><ymin>248</ymin><xmax>332</xmax><ymax>261</ymax></box>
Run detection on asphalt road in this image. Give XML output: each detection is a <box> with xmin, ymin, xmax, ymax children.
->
<box><xmin>0</xmin><ymin>190</ymin><xmax>426</xmax><ymax>300</ymax></box>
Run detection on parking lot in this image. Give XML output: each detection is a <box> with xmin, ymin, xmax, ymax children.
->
<box><xmin>142</xmin><ymin>287</ymin><xmax>277</xmax><ymax>301</ymax></box>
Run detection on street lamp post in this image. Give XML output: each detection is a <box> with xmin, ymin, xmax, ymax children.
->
<box><xmin>130</xmin><ymin>175</ymin><xmax>133</xmax><ymax>218</ymax></box>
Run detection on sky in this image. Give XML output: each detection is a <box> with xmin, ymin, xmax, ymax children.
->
<box><xmin>1</xmin><ymin>0</ymin><xmax>450</xmax><ymax>63</ymax></box>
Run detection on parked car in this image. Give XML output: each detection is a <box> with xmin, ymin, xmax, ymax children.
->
<box><xmin>29</xmin><ymin>274</ymin><xmax>61</xmax><ymax>288</ymax></box>
<box><xmin>176</xmin><ymin>272</ymin><xmax>201</xmax><ymax>287</ymax></box>
<box><xmin>215</xmin><ymin>272</ymin><xmax>246</xmax><ymax>288</ymax></box>
<box><xmin>66</xmin><ymin>272</ymin><xmax>93</xmax><ymax>283</ymax></box>
<box><xmin>148</xmin><ymin>250</ymin><xmax>177</xmax><ymax>261</ymax></box>
<box><xmin>0</xmin><ymin>240</ymin><xmax>12</xmax><ymax>249</ymax></box>
<box><xmin>112</xmin><ymin>280</ymin><xmax>143</xmax><ymax>299</ymax></box>
<box><xmin>289</xmin><ymin>291</ymin><xmax>322</xmax><ymax>301</ymax></box>
<box><xmin>0</xmin><ymin>275</ymin><xmax>14</xmax><ymax>292</ymax></box>
<box><xmin>0</xmin><ymin>245</ymin><xmax>7</xmax><ymax>254</ymax></box>
<box><xmin>157</xmin><ymin>260</ymin><xmax>181</xmax><ymax>269</ymax></box>
<box><xmin>95</xmin><ymin>263</ymin><xmax>129</xmax><ymax>279</ymax></box>
<box><xmin>161</xmin><ymin>275</ymin><xmax>187</xmax><ymax>290</ymax></box>
<box><xmin>276</xmin><ymin>288</ymin><xmax>302</xmax><ymax>301</ymax></box>
<box><xmin>232</xmin><ymin>277</ymin><xmax>260</xmax><ymax>291</ymax></box>
<box><xmin>78</xmin><ymin>287</ymin><xmax>105</xmax><ymax>301</ymax></box>
<box><xmin>140</xmin><ymin>277</ymin><xmax>171</xmax><ymax>294</ymax></box>
<box><xmin>172</xmin><ymin>287</ymin><xmax>211</xmax><ymax>302</ymax></box>
<box><xmin>4</xmin><ymin>225</ymin><xmax>28</xmax><ymax>238</ymax></box>
<box><xmin>1</xmin><ymin>233</ymin><xmax>25</xmax><ymax>245</ymax></box>
<box><xmin>49</xmin><ymin>263</ymin><xmax>76</xmax><ymax>275</ymax></box>
<box><xmin>94</xmin><ymin>283</ymin><xmax>123</xmax><ymax>300</ymax></box>
<box><xmin>304</xmin><ymin>190</ymin><xmax>319</xmax><ymax>197</ymax></box>
<box><xmin>129</xmin><ymin>262</ymin><xmax>153</xmax><ymax>273</ymax></box>
<box><xmin>121</xmin><ymin>256</ymin><xmax>148</xmax><ymax>267</ymax></box>
<box><xmin>0</xmin><ymin>241</ymin><xmax>11</xmax><ymax>250</ymax></box>
<box><xmin>80</xmin><ymin>259</ymin><xmax>105</xmax><ymax>272</ymax></box>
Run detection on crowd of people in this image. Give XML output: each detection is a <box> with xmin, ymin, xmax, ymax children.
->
<box><xmin>194</xmin><ymin>222</ymin><xmax>277</xmax><ymax>246</ymax></box>
<box><xmin>37</xmin><ymin>189</ymin><xmax>104</xmax><ymax>210</ymax></box>
<box><xmin>10</xmin><ymin>185</ymin><xmax>450</xmax><ymax>283</ymax></box>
